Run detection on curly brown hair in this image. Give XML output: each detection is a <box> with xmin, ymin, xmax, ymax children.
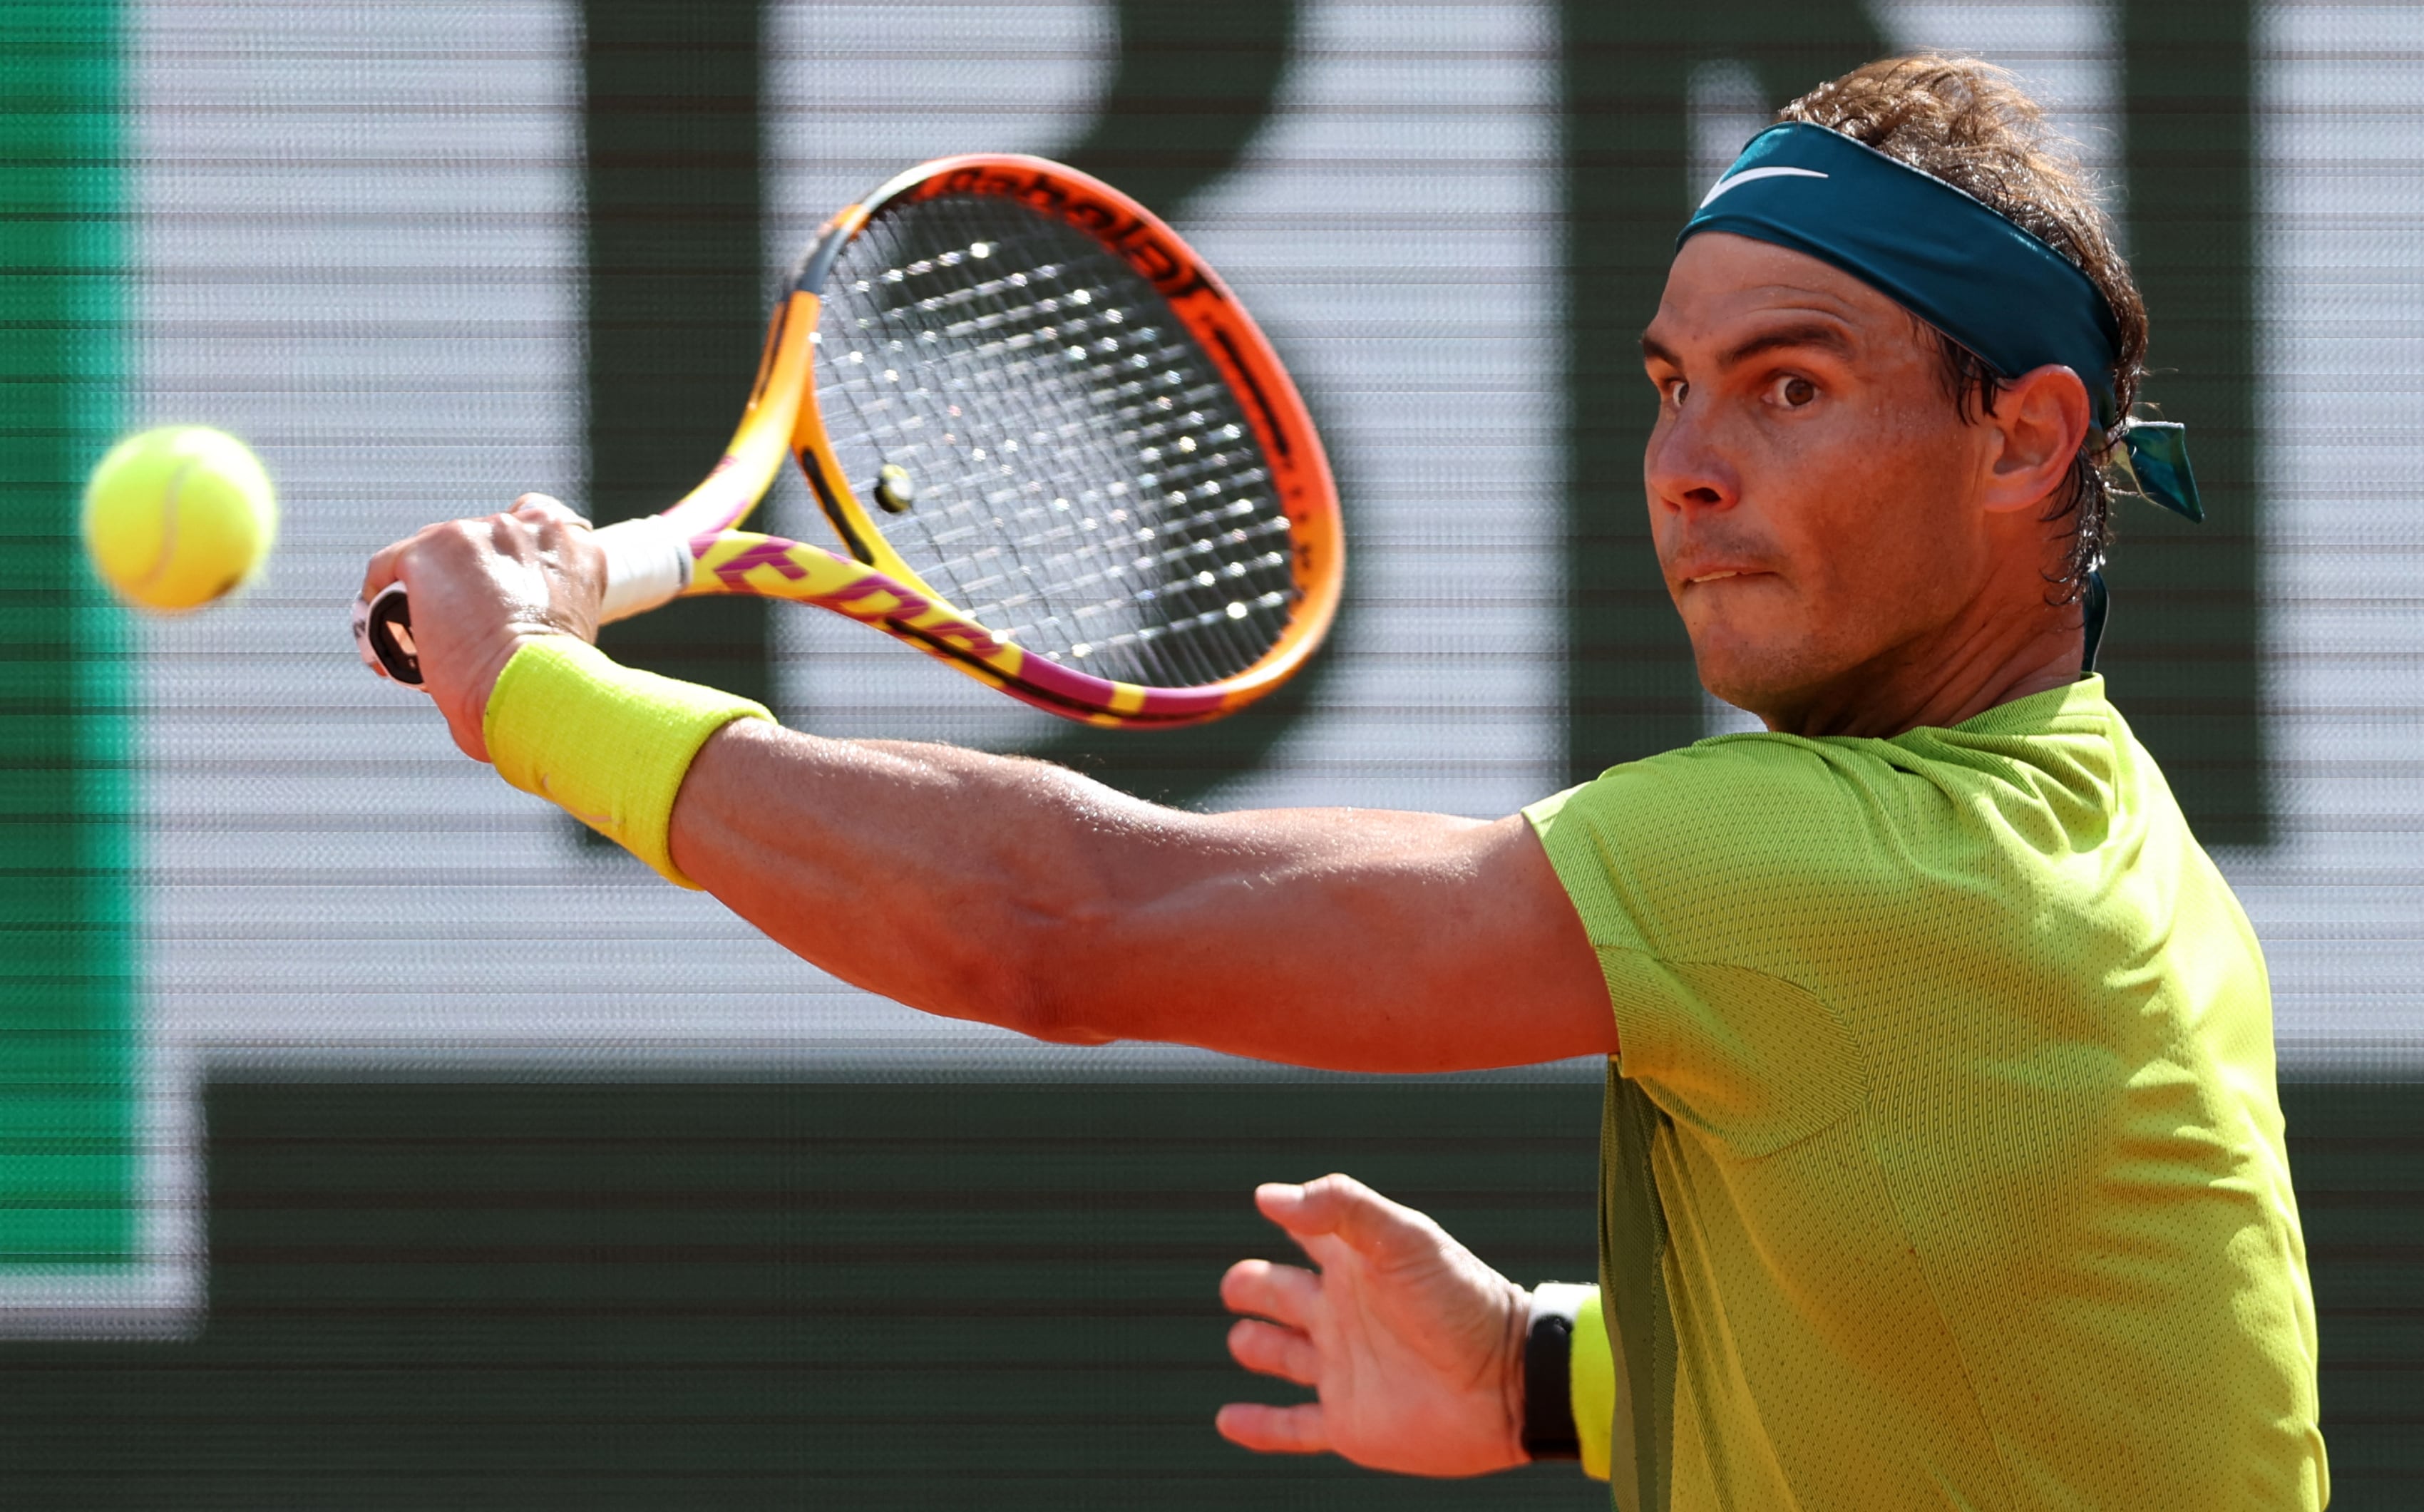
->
<box><xmin>1775</xmin><ymin>55</ymin><xmax>2146</xmax><ymax>600</ymax></box>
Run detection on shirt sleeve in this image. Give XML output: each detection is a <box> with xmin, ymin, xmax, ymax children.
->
<box><xmin>1524</xmin><ymin>743</ymin><xmax>1870</xmax><ymax>1159</ymax></box>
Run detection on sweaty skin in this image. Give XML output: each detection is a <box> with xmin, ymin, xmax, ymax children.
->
<box><xmin>361</xmin><ymin>230</ymin><xmax>2097</xmax><ymax>1476</ymax></box>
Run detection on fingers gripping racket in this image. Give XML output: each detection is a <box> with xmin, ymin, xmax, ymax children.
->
<box><xmin>353</xmin><ymin>155</ymin><xmax>1343</xmax><ymax>728</ymax></box>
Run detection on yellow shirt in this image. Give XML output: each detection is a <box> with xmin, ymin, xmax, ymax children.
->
<box><xmin>1525</xmin><ymin>678</ymin><xmax>2326</xmax><ymax>1511</ymax></box>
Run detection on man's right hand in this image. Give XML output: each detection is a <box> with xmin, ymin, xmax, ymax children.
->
<box><xmin>359</xmin><ymin>493</ymin><xmax>607</xmax><ymax>763</ymax></box>
<box><xmin>1216</xmin><ymin>1173</ymin><xmax>1534</xmax><ymax>1478</ymax></box>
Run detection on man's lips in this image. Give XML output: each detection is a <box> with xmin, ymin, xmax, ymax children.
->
<box><xmin>1677</xmin><ymin>567</ymin><xmax>1770</xmax><ymax>587</ymax></box>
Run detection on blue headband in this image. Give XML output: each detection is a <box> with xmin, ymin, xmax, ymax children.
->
<box><xmin>1680</xmin><ymin>122</ymin><xmax>2202</xmax><ymax>523</ymax></box>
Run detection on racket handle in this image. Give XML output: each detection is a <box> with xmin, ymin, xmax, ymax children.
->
<box><xmin>352</xmin><ymin>581</ymin><xmax>421</xmax><ymax>684</ymax></box>
<box><xmin>595</xmin><ymin>516</ymin><xmax>695</xmax><ymax>622</ymax></box>
<box><xmin>351</xmin><ymin>516</ymin><xmax>697</xmax><ymax>686</ymax></box>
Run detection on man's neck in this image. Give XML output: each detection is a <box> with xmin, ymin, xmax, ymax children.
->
<box><xmin>1757</xmin><ymin>604</ymin><xmax>2086</xmax><ymax>740</ymax></box>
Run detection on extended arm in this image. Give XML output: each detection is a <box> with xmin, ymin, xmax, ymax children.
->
<box><xmin>364</xmin><ymin>502</ymin><xmax>1616</xmax><ymax>1073</ymax></box>
<box><xmin>671</xmin><ymin>724</ymin><xmax>1613</xmax><ymax>1070</ymax></box>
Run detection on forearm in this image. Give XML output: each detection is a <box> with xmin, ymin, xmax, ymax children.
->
<box><xmin>666</xmin><ymin>719</ymin><xmax>1592</xmax><ymax>1069</ymax></box>
<box><xmin>666</xmin><ymin>719</ymin><xmax>1166</xmax><ymax>1039</ymax></box>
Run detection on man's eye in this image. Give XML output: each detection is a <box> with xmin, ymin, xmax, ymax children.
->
<box><xmin>1663</xmin><ymin>379</ymin><xmax>1690</xmax><ymax>406</ymax></box>
<box><xmin>1776</xmin><ymin>376</ymin><xmax>1817</xmax><ymax>407</ymax></box>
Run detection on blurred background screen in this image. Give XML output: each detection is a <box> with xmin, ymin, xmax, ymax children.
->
<box><xmin>1</xmin><ymin>1</ymin><xmax>2419</xmax><ymax>1505</ymax></box>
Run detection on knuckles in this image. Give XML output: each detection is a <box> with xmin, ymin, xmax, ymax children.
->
<box><xmin>402</xmin><ymin>515</ymin><xmax>518</xmax><ymax>572</ymax></box>
<box><xmin>399</xmin><ymin>510</ymin><xmax>593</xmax><ymax>585</ymax></box>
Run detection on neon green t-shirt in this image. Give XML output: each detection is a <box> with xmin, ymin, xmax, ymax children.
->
<box><xmin>1524</xmin><ymin>677</ymin><xmax>2326</xmax><ymax>1511</ymax></box>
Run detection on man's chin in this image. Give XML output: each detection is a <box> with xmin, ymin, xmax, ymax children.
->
<box><xmin>1695</xmin><ymin>674</ymin><xmax>1771</xmax><ymax>719</ymax></box>
<box><xmin>1691</xmin><ymin>647</ymin><xmax>1818</xmax><ymax>723</ymax></box>
<box><xmin>1690</xmin><ymin>634</ymin><xmax>1760</xmax><ymax>684</ymax></box>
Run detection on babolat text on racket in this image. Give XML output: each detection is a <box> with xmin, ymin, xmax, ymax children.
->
<box><xmin>353</xmin><ymin>154</ymin><xmax>1343</xmax><ymax>727</ymax></box>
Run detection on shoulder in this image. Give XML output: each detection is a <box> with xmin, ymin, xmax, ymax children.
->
<box><xmin>1529</xmin><ymin>741</ymin><xmax>1884</xmax><ymax>1153</ymax></box>
<box><xmin>1532</xmin><ymin>729</ymin><xmax>1916</xmax><ymax>826</ymax></box>
<box><xmin>1524</xmin><ymin>735</ymin><xmax>1908</xmax><ymax>963</ymax></box>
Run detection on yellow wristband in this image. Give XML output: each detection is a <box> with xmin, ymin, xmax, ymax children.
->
<box><xmin>1572</xmin><ymin>1286</ymin><xmax>1614</xmax><ymax>1481</ymax></box>
<box><xmin>481</xmin><ymin>637</ymin><xmax>771</xmax><ymax>888</ymax></box>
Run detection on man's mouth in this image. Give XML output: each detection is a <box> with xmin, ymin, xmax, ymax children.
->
<box><xmin>1688</xmin><ymin>570</ymin><xmax>1740</xmax><ymax>585</ymax></box>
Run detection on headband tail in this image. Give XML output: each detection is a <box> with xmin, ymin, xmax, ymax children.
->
<box><xmin>2118</xmin><ymin>421</ymin><xmax>2204</xmax><ymax>523</ymax></box>
<box><xmin>2080</xmin><ymin>567</ymin><xmax>2110</xmax><ymax>674</ymax></box>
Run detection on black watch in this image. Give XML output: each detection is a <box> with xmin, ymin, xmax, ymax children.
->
<box><xmin>1520</xmin><ymin>1288</ymin><xmax>1584</xmax><ymax>1460</ymax></box>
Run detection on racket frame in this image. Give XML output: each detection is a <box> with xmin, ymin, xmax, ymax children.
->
<box><xmin>361</xmin><ymin>155</ymin><xmax>1342</xmax><ymax>730</ymax></box>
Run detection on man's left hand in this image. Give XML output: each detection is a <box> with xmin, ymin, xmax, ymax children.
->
<box><xmin>1216</xmin><ymin>1173</ymin><xmax>1532</xmax><ymax>1478</ymax></box>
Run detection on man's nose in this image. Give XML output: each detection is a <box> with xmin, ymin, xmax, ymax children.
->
<box><xmin>1645</xmin><ymin>406</ymin><xmax>1740</xmax><ymax>515</ymax></box>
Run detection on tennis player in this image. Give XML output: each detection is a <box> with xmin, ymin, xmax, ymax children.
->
<box><xmin>365</xmin><ymin>56</ymin><xmax>2323</xmax><ymax>1508</ymax></box>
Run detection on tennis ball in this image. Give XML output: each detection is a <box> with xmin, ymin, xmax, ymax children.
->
<box><xmin>81</xmin><ymin>424</ymin><xmax>278</xmax><ymax>612</ymax></box>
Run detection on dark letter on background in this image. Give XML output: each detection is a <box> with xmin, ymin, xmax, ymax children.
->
<box><xmin>1025</xmin><ymin>1</ymin><xmax>1319</xmax><ymax>807</ymax></box>
<box><xmin>1556</xmin><ymin>8</ymin><xmax>1881</xmax><ymax>785</ymax></box>
<box><xmin>2120</xmin><ymin>0</ymin><xmax>2267</xmax><ymax>845</ymax></box>
<box><xmin>582</xmin><ymin>0</ymin><xmax>770</xmax><ymax>704</ymax></box>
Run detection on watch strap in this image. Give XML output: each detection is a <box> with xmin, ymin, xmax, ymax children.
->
<box><xmin>1521</xmin><ymin>1282</ymin><xmax>1592</xmax><ymax>1460</ymax></box>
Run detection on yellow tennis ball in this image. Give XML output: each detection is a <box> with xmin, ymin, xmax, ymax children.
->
<box><xmin>81</xmin><ymin>425</ymin><xmax>278</xmax><ymax>612</ymax></box>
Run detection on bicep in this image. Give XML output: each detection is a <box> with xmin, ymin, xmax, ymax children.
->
<box><xmin>1067</xmin><ymin>811</ymin><xmax>1618</xmax><ymax>1073</ymax></box>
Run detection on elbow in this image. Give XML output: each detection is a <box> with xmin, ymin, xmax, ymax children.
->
<box><xmin>1013</xmin><ymin>1000</ymin><xmax>1119</xmax><ymax>1046</ymax></box>
<box><xmin>972</xmin><ymin>899</ymin><xmax>1123</xmax><ymax>1046</ymax></box>
<box><xmin>910</xmin><ymin>786</ymin><xmax>1167</xmax><ymax>1046</ymax></box>
<box><xmin>980</xmin><ymin>966</ymin><xmax>1117</xmax><ymax>1048</ymax></box>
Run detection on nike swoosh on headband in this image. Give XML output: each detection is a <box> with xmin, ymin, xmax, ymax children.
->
<box><xmin>1698</xmin><ymin>165</ymin><xmax>1828</xmax><ymax>210</ymax></box>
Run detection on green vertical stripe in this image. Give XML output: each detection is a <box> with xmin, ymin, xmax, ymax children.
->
<box><xmin>0</xmin><ymin>0</ymin><xmax>136</xmax><ymax>1270</ymax></box>
<box><xmin>2117</xmin><ymin>0</ymin><xmax>2267</xmax><ymax>845</ymax></box>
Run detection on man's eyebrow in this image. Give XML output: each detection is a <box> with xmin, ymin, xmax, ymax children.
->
<box><xmin>1720</xmin><ymin>322</ymin><xmax>1855</xmax><ymax>368</ymax></box>
<box><xmin>1637</xmin><ymin>321</ymin><xmax>1857</xmax><ymax>371</ymax></box>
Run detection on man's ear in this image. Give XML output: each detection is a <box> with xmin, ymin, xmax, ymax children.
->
<box><xmin>1978</xmin><ymin>364</ymin><xmax>2093</xmax><ymax>515</ymax></box>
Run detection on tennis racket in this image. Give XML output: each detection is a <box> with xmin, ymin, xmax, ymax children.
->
<box><xmin>353</xmin><ymin>154</ymin><xmax>1342</xmax><ymax>728</ymax></box>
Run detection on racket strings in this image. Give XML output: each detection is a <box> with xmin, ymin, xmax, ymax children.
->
<box><xmin>813</xmin><ymin>193</ymin><xmax>1297</xmax><ymax>689</ymax></box>
<box><xmin>909</xmin><ymin>232</ymin><xmax>1269</xmax><ymax>691</ymax></box>
<box><xmin>829</xmin><ymin>209</ymin><xmax>1264</xmax><ymax>691</ymax></box>
<box><xmin>863</xmin><ymin>206</ymin><xmax>1248</xmax><ymax>688</ymax></box>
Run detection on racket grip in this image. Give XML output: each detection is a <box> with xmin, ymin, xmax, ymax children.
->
<box><xmin>595</xmin><ymin>516</ymin><xmax>696</xmax><ymax>623</ymax></box>
<box><xmin>351</xmin><ymin>516</ymin><xmax>697</xmax><ymax>686</ymax></box>
<box><xmin>353</xmin><ymin>582</ymin><xmax>421</xmax><ymax>684</ymax></box>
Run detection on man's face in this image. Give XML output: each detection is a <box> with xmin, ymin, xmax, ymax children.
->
<box><xmin>1641</xmin><ymin>232</ymin><xmax>2008</xmax><ymax>722</ymax></box>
